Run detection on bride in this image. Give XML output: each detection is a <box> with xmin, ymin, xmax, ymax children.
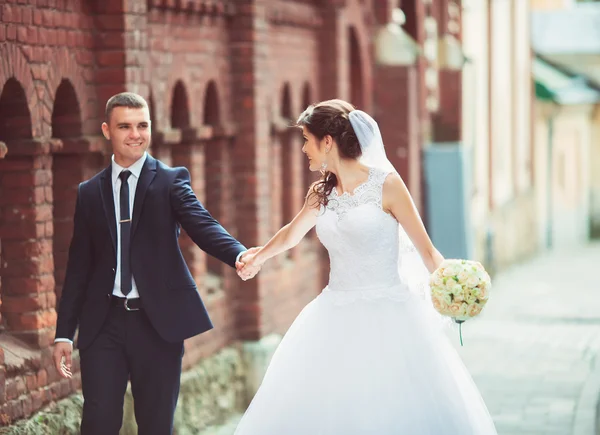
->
<box><xmin>234</xmin><ymin>99</ymin><xmax>497</xmax><ymax>434</ymax></box>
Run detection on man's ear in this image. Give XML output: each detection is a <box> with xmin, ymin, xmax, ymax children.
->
<box><xmin>101</xmin><ymin>122</ymin><xmax>110</xmax><ymax>140</ymax></box>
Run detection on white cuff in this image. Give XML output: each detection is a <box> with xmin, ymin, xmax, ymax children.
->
<box><xmin>54</xmin><ymin>338</ymin><xmax>73</xmax><ymax>345</ymax></box>
<box><xmin>236</xmin><ymin>251</ymin><xmax>247</xmax><ymax>263</ymax></box>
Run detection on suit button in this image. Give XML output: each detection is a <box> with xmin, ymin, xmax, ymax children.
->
<box><xmin>112</xmin><ymin>268</ymin><xmax>116</xmax><ymax>274</ymax></box>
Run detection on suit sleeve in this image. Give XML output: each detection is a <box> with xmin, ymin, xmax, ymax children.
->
<box><xmin>170</xmin><ymin>167</ymin><xmax>247</xmax><ymax>268</ymax></box>
<box><xmin>55</xmin><ymin>184</ymin><xmax>93</xmax><ymax>341</ymax></box>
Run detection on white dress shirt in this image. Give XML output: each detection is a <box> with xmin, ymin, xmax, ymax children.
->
<box><xmin>55</xmin><ymin>153</ymin><xmax>147</xmax><ymax>345</ymax></box>
<box><xmin>111</xmin><ymin>152</ymin><xmax>147</xmax><ymax>299</ymax></box>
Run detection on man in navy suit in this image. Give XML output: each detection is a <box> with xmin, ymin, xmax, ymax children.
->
<box><xmin>53</xmin><ymin>92</ymin><xmax>259</xmax><ymax>434</ymax></box>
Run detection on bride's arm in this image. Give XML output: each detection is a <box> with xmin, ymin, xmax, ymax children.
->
<box><xmin>382</xmin><ymin>173</ymin><xmax>444</xmax><ymax>273</ymax></box>
<box><xmin>249</xmin><ymin>187</ymin><xmax>319</xmax><ymax>266</ymax></box>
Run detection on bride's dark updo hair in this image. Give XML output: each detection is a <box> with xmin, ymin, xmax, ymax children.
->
<box><xmin>296</xmin><ymin>99</ymin><xmax>362</xmax><ymax>207</ymax></box>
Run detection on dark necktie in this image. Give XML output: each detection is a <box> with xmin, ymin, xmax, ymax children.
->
<box><xmin>119</xmin><ymin>170</ymin><xmax>133</xmax><ymax>296</ymax></box>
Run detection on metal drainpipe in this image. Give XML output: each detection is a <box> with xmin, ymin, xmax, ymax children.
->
<box><xmin>547</xmin><ymin>114</ymin><xmax>555</xmax><ymax>250</ymax></box>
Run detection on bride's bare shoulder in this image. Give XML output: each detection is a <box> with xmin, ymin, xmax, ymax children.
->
<box><xmin>382</xmin><ymin>172</ymin><xmax>412</xmax><ymax>211</ymax></box>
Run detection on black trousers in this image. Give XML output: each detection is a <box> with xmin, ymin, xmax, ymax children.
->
<box><xmin>79</xmin><ymin>304</ymin><xmax>184</xmax><ymax>435</ymax></box>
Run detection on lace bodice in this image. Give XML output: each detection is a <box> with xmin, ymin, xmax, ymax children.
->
<box><xmin>316</xmin><ymin>167</ymin><xmax>414</xmax><ymax>303</ymax></box>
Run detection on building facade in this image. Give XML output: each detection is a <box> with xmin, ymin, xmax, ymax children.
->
<box><xmin>0</xmin><ymin>0</ymin><xmax>469</xmax><ymax>430</ymax></box>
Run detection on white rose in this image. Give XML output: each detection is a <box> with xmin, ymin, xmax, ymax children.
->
<box><xmin>464</xmin><ymin>292</ymin><xmax>478</xmax><ymax>305</ymax></box>
<box><xmin>453</xmin><ymin>293</ymin><xmax>465</xmax><ymax>303</ymax></box>
<box><xmin>448</xmin><ymin>302</ymin><xmax>468</xmax><ymax>318</ymax></box>
<box><xmin>466</xmin><ymin>275</ymin><xmax>479</xmax><ymax>288</ymax></box>
<box><xmin>431</xmin><ymin>286</ymin><xmax>449</xmax><ymax>299</ymax></box>
<box><xmin>442</xmin><ymin>267</ymin><xmax>455</xmax><ymax>277</ymax></box>
<box><xmin>477</xmin><ymin>285</ymin><xmax>490</xmax><ymax>301</ymax></box>
<box><xmin>432</xmin><ymin>275</ymin><xmax>444</xmax><ymax>288</ymax></box>
<box><xmin>457</xmin><ymin>270</ymin><xmax>471</xmax><ymax>285</ymax></box>
<box><xmin>450</xmin><ymin>283</ymin><xmax>463</xmax><ymax>295</ymax></box>
<box><xmin>467</xmin><ymin>303</ymin><xmax>483</xmax><ymax>317</ymax></box>
<box><xmin>439</xmin><ymin>292</ymin><xmax>452</xmax><ymax>305</ymax></box>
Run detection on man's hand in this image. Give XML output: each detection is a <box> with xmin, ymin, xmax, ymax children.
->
<box><xmin>53</xmin><ymin>341</ymin><xmax>73</xmax><ymax>379</ymax></box>
<box><xmin>236</xmin><ymin>247</ymin><xmax>263</xmax><ymax>281</ymax></box>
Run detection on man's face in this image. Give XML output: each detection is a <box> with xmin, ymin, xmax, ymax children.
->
<box><xmin>102</xmin><ymin>106</ymin><xmax>151</xmax><ymax>167</ymax></box>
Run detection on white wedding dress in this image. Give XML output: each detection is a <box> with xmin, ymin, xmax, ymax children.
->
<box><xmin>234</xmin><ymin>167</ymin><xmax>497</xmax><ymax>435</ymax></box>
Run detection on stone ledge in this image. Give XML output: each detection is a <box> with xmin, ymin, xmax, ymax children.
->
<box><xmin>0</xmin><ymin>336</ymin><xmax>282</xmax><ymax>435</ymax></box>
<box><xmin>0</xmin><ymin>394</ymin><xmax>83</xmax><ymax>435</ymax></box>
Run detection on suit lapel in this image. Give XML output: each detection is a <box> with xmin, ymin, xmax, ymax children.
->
<box><xmin>99</xmin><ymin>165</ymin><xmax>117</xmax><ymax>256</ymax></box>
<box><xmin>131</xmin><ymin>155</ymin><xmax>157</xmax><ymax>238</ymax></box>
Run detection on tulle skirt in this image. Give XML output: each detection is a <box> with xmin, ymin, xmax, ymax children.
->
<box><xmin>233</xmin><ymin>285</ymin><xmax>497</xmax><ymax>435</ymax></box>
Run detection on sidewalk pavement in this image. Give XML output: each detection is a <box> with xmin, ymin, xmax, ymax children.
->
<box><xmin>456</xmin><ymin>242</ymin><xmax>600</xmax><ymax>435</ymax></box>
<box><xmin>201</xmin><ymin>242</ymin><xmax>600</xmax><ymax>435</ymax></box>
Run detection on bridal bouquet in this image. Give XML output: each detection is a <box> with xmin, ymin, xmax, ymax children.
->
<box><xmin>429</xmin><ymin>259</ymin><xmax>491</xmax><ymax>343</ymax></box>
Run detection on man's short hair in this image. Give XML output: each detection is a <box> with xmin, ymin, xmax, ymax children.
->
<box><xmin>105</xmin><ymin>92</ymin><xmax>148</xmax><ymax>121</ymax></box>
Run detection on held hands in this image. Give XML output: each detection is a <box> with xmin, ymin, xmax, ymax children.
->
<box><xmin>236</xmin><ymin>247</ymin><xmax>263</xmax><ymax>281</ymax></box>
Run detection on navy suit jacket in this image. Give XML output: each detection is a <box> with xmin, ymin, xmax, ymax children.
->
<box><xmin>55</xmin><ymin>155</ymin><xmax>246</xmax><ymax>349</ymax></box>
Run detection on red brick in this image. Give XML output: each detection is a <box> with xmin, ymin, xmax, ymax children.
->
<box><xmin>1</xmin><ymin>204</ymin><xmax>52</xmax><ymax>223</ymax></box>
<box><xmin>1</xmin><ymin>171</ymin><xmax>34</xmax><ymax>188</ymax></box>
<box><xmin>0</xmin><ymin>25</ymin><xmax>6</xmax><ymax>42</ymax></box>
<box><xmin>5</xmin><ymin>309</ymin><xmax>57</xmax><ymax>331</ymax></box>
<box><xmin>1</xmin><ymin>239</ymin><xmax>52</xmax><ymax>258</ymax></box>
<box><xmin>45</xmin><ymin>221</ymin><xmax>53</xmax><ymax>238</ymax></box>
<box><xmin>20</xmin><ymin>396</ymin><xmax>32</xmax><ymax>418</ymax></box>
<box><xmin>25</xmin><ymin>373</ymin><xmax>37</xmax><ymax>391</ymax></box>
<box><xmin>96</xmin><ymin>68</ymin><xmax>126</xmax><ymax>85</ymax></box>
<box><xmin>6</xmin><ymin>23</ymin><xmax>16</xmax><ymax>40</ymax></box>
<box><xmin>36</xmin><ymin>369</ymin><xmax>47</xmax><ymax>387</ymax></box>
<box><xmin>0</xmin><ymin>221</ymin><xmax>45</xmax><ymax>240</ymax></box>
<box><xmin>3</xmin><ymin>294</ymin><xmax>48</xmax><ymax>313</ymax></box>
<box><xmin>16</xmin><ymin>25</ymin><xmax>26</xmax><ymax>43</ymax></box>
<box><xmin>30</xmin><ymin>390</ymin><xmax>44</xmax><ymax>411</ymax></box>
<box><xmin>41</xmin><ymin>9</ymin><xmax>53</xmax><ymax>26</ymax></box>
<box><xmin>5</xmin><ymin>377</ymin><xmax>26</xmax><ymax>401</ymax></box>
<box><xmin>32</xmin><ymin>8</ymin><xmax>42</xmax><ymax>25</ymax></box>
<box><xmin>2</xmin><ymin>275</ymin><xmax>55</xmax><ymax>295</ymax></box>
<box><xmin>21</xmin><ymin>7</ymin><xmax>32</xmax><ymax>25</ymax></box>
<box><xmin>96</xmin><ymin>50</ymin><xmax>126</xmax><ymax>67</ymax></box>
<box><xmin>56</xmin><ymin>28</ymin><xmax>66</xmax><ymax>46</ymax></box>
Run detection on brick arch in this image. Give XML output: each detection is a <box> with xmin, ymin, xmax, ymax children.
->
<box><xmin>301</xmin><ymin>82</ymin><xmax>315</xmax><ymax>192</ymax></box>
<box><xmin>0</xmin><ymin>78</ymin><xmax>33</xmax><ymax>142</ymax></box>
<box><xmin>301</xmin><ymin>82</ymin><xmax>312</xmax><ymax>110</ymax></box>
<box><xmin>45</xmin><ymin>48</ymin><xmax>91</xmax><ymax>138</ymax></box>
<box><xmin>280</xmin><ymin>82</ymin><xmax>296</xmax><ymax>227</ymax></box>
<box><xmin>202</xmin><ymin>80</ymin><xmax>221</xmax><ymax>126</ymax></box>
<box><xmin>349</xmin><ymin>26</ymin><xmax>365</xmax><ymax>109</ymax></box>
<box><xmin>51</xmin><ymin>79</ymin><xmax>82</xmax><ymax>138</ymax></box>
<box><xmin>147</xmin><ymin>89</ymin><xmax>172</xmax><ymax>164</ymax></box>
<box><xmin>202</xmin><ymin>79</ymin><xmax>227</xmax><ymax>278</ymax></box>
<box><xmin>0</xmin><ymin>77</ymin><xmax>35</xmax><ymax>334</ymax></box>
<box><xmin>0</xmin><ymin>44</ymin><xmax>40</xmax><ymax>138</ymax></box>
<box><xmin>344</xmin><ymin>0</ymin><xmax>373</xmax><ymax>111</ymax></box>
<box><xmin>170</xmin><ymin>80</ymin><xmax>191</xmax><ymax>130</ymax></box>
<box><xmin>281</xmin><ymin>82</ymin><xmax>293</xmax><ymax>120</ymax></box>
<box><xmin>165</xmin><ymin>62</ymin><xmax>195</xmax><ymax>129</ymax></box>
<box><xmin>148</xmin><ymin>92</ymin><xmax>157</xmax><ymax>128</ymax></box>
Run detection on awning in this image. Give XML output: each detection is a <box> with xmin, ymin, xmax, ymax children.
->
<box><xmin>533</xmin><ymin>56</ymin><xmax>600</xmax><ymax>105</ymax></box>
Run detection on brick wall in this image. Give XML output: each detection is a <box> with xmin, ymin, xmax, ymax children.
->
<box><xmin>0</xmin><ymin>0</ymin><xmax>433</xmax><ymax>426</ymax></box>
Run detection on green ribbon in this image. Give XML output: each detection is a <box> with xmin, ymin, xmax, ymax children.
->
<box><xmin>455</xmin><ymin>319</ymin><xmax>465</xmax><ymax>346</ymax></box>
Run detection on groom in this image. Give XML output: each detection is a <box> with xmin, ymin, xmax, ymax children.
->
<box><xmin>53</xmin><ymin>92</ymin><xmax>260</xmax><ymax>434</ymax></box>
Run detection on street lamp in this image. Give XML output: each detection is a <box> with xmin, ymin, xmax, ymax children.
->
<box><xmin>374</xmin><ymin>8</ymin><xmax>420</xmax><ymax>66</ymax></box>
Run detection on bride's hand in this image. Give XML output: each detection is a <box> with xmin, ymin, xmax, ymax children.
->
<box><xmin>236</xmin><ymin>247</ymin><xmax>263</xmax><ymax>281</ymax></box>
